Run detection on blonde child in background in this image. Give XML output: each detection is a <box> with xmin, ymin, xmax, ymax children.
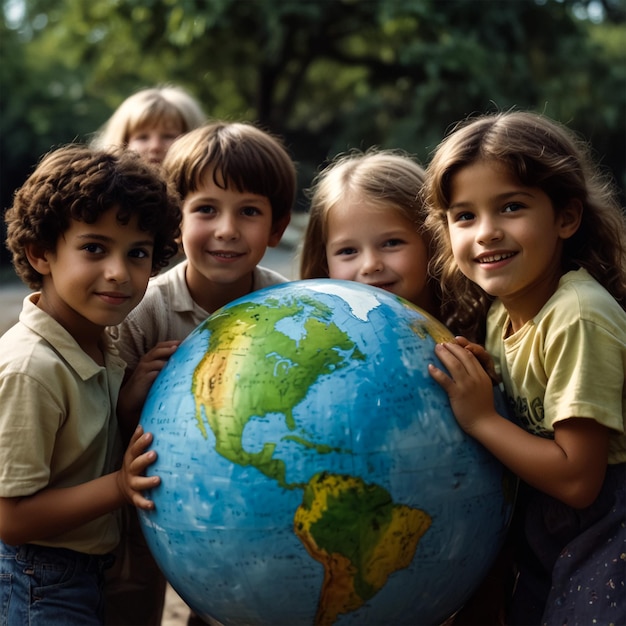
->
<box><xmin>300</xmin><ymin>149</ymin><xmax>440</xmax><ymax>318</ymax></box>
<box><xmin>0</xmin><ymin>145</ymin><xmax>181</xmax><ymax>625</ymax></box>
<box><xmin>106</xmin><ymin>120</ymin><xmax>297</xmax><ymax>626</ymax></box>
<box><xmin>91</xmin><ymin>84</ymin><xmax>206</xmax><ymax>165</ymax></box>
<box><xmin>425</xmin><ymin>110</ymin><xmax>626</xmax><ymax>626</ymax></box>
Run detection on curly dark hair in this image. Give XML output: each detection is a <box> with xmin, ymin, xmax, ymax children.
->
<box><xmin>5</xmin><ymin>144</ymin><xmax>181</xmax><ymax>289</ymax></box>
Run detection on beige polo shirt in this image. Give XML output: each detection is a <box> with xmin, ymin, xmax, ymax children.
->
<box><xmin>110</xmin><ymin>260</ymin><xmax>288</xmax><ymax>372</ymax></box>
<box><xmin>0</xmin><ymin>293</ymin><xmax>125</xmax><ymax>554</ymax></box>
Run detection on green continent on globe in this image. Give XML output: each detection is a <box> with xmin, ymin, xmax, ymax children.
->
<box><xmin>294</xmin><ymin>472</ymin><xmax>432</xmax><ymax>626</ymax></box>
<box><xmin>191</xmin><ymin>296</ymin><xmax>366</xmax><ymax>489</ymax></box>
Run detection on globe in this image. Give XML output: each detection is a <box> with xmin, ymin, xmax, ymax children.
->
<box><xmin>138</xmin><ymin>279</ymin><xmax>514</xmax><ymax>626</ymax></box>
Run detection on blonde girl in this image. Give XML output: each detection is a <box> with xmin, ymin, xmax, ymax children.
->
<box><xmin>425</xmin><ymin>110</ymin><xmax>626</xmax><ymax>625</ymax></box>
<box><xmin>300</xmin><ymin>149</ymin><xmax>440</xmax><ymax>318</ymax></box>
<box><xmin>91</xmin><ymin>84</ymin><xmax>206</xmax><ymax>164</ymax></box>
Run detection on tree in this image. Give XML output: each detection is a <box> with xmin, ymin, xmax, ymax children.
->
<box><xmin>2</xmin><ymin>0</ymin><xmax>624</xmax><ymax>240</ymax></box>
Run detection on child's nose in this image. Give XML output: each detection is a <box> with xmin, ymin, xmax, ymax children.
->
<box><xmin>476</xmin><ymin>217</ymin><xmax>504</xmax><ymax>245</ymax></box>
<box><xmin>105</xmin><ymin>255</ymin><xmax>130</xmax><ymax>283</ymax></box>
<box><xmin>214</xmin><ymin>214</ymin><xmax>239</xmax><ymax>240</ymax></box>
<box><xmin>360</xmin><ymin>250</ymin><xmax>383</xmax><ymax>275</ymax></box>
<box><xmin>149</xmin><ymin>136</ymin><xmax>165</xmax><ymax>152</ymax></box>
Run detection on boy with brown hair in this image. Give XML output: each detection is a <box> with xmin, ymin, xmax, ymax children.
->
<box><xmin>107</xmin><ymin>120</ymin><xmax>297</xmax><ymax>625</ymax></box>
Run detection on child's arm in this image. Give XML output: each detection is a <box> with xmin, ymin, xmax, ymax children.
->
<box><xmin>429</xmin><ymin>341</ymin><xmax>609</xmax><ymax>509</ymax></box>
<box><xmin>0</xmin><ymin>426</ymin><xmax>160</xmax><ymax>546</ymax></box>
<box><xmin>117</xmin><ymin>340</ymin><xmax>180</xmax><ymax>440</ymax></box>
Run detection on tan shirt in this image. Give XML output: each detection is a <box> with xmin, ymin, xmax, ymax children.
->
<box><xmin>0</xmin><ymin>293</ymin><xmax>125</xmax><ymax>553</ymax></box>
<box><xmin>110</xmin><ymin>260</ymin><xmax>288</xmax><ymax>371</ymax></box>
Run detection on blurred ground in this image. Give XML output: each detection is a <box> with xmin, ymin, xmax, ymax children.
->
<box><xmin>0</xmin><ymin>282</ymin><xmax>29</xmax><ymax>335</ymax></box>
<box><xmin>0</xmin><ymin>214</ymin><xmax>306</xmax><ymax>625</ymax></box>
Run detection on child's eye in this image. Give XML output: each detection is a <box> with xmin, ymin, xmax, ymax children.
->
<box><xmin>383</xmin><ymin>238</ymin><xmax>404</xmax><ymax>248</ymax></box>
<box><xmin>82</xmin><ymin>243</ymin><xmax>105</xmax><ymax>254</ymax></box>
<box><xmin>129</xmin><ymin>248</ymin><xmax>151</xmax><ymax>260</ymax></box>
<box><xmin>196</xmin><ymin>205</ymin><xmax>216</xmax><ymax>215</ymax></box>
<box><xmin>503</xmin><ymin>202</ymin><xmax>524</xmax><ymax>213</ymax></box>
<box><xmin>452</xmin><ymin>211</ymin><xmax>475</xmax><ymax>223</ymax></box>
<box><xmin>336</xmin><ymin>247</ymin><xmax>357</xmax><ymax>256</ymax></box>
<box><xmin>241</xmin><ymin>206</ymin><xmax>262</xmax><ymax>217</ymax></box>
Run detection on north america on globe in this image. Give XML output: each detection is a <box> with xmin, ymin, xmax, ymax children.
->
<box><xmin>138</xmin><ymin>280</ymin><xmax>514</xmax><ymax>625</ymax></box>
<box><xmin>192</xmin><ymin>294</ymin><xmax>365</xmax><ymax>488</ymax></box>
<box><xmin>191</xmin><ymin>292</ymin><xmax>434</xmax><ymax>624</ymax></box>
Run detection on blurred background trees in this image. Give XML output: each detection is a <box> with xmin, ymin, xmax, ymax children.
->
<box><xmin>1</xmin><ymin>0</ymin><xmax>625</xmax><ymax>269</ymax></box>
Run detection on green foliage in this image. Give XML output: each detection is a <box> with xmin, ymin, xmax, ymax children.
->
<box><xmin>1</xmin><ymin>0</ymin><xmax>624</xmax><ymax>229</ymax></box>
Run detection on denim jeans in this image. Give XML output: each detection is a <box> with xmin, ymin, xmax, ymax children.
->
<box><xmin>0</xmin><ymin>541</ymin><xmax>114</xmax><ymax>626</ymax></box>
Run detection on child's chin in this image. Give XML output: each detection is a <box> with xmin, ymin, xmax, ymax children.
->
<box><xmin>98</xmin><ymin>311</ymin><xmax>134</xmax><ymax>328</ymax></box>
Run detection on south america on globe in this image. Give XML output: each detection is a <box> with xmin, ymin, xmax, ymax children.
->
<box><xmin>138</xmin><ymin>279</ymin><xmax>515</xmax><ymax>625</ymax></box>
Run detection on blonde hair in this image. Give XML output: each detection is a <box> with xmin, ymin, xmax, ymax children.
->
<box><xmin>162</xmin><ymin>121</ymin><xmax>296</xmax><ymax>225</ymax></box>
<box><xmin>300</xmin><ymin>149</ymin><xmax>429</xmax><ymax>280</ymax></box>
<box><xmin>424</xmin><ymin>110</ymin><xmax>626</xmax><ymax>341</ymax></box>
<box><xmin>91</xmin><ymin>85</ymin><xmax>206</xmax><ymax>150</ymax></box>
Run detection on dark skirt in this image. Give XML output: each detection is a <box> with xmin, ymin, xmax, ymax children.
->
<box><xmin>507</xmin><ymin>463</ymin><xmax>626</xmax><ymax>626</ymax></box>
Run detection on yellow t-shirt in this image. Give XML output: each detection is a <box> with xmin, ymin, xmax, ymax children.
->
<box><xmin>486</xmin><ymin>268</ymin><xmax>626</xmax><ymax>465</ymax></box>
<box><xmin>0</xmin><ymin>294</ymin><xmax>125</xmax><ymax>554</ymax></box>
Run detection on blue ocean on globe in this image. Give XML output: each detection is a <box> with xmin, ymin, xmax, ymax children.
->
<box><xmin>138</xmin><ymin>279</ymin><xmax>515</xmax><ymax>626</ymax></box>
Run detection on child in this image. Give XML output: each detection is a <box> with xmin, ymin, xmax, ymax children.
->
<box><xmin>299</xmin><ymin>149</ymin><xmax>509</xmax><ymax>624</ymax></box>
<box><xmin>425</xmin><ymin>110</ymin><xmax>626</xmax><ymax>625</ymax></box>
<box><xmin>111</xmin><ymin>120</ymin><xmax>296</xmax><ymax>375</ymax></box>
<box><xmin>106</xmin><ymin>120</ymin><xmax>297</xmax><ymax>626</ymax></box>
<box><xmin>300</xmin><ymin>149</ymin><xmax>439</xmax><ymax>317</ymax></box>
<box><xmin>91</xmin><ymin>84</ymin><xmax>206</xmax><ymax>164</ymax></box>
<box><xmin>0</xmin><ymin>144</ymin><xmax>181</xmax><ymax>625</ymax></box>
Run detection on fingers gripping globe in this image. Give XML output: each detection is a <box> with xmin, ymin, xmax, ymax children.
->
<box><xmin>138</xmin><ymin>279</ymin><xmax>514</xmax><ymax>626</ymax></box>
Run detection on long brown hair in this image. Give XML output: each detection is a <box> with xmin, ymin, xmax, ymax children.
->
<box><xmin>424</xmin><ymin>110</ymin><xmax>626</xmax><ymax>341</ymax></box>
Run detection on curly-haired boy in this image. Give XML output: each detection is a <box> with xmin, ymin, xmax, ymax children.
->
<box><xmin>0</xmin><ymin>144</ymin><xmax>181</xmax><ymax>625</ymax></box>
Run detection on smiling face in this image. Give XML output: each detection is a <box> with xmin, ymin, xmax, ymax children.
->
<box><xmin>180</xmin><ymin>170</ymin><xmax>287</xmax><ymax>310</ymax></box>
<box><xmin>447</xmin><ymin>160</ymin><xmax>581</xmax><ymax>328</ymax></box>
<box><xmin>27</xmin><ymin>207</ymin><xmax>155</xmax><ymax>350</ymax></box>
<box><xmin>325</xmin><ymin>195</ymin><xmax>433</xmax><ymax>312</ymax></box>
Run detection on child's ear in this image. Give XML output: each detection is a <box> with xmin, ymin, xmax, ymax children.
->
<box><xmin>268</xmin><ymin>214</ymin><xmax>291</xmax><ymax>248</ymax></box>
<box><xmin>24</xmin><ymin>243</ymin><xmax>53</xmax><ymax>276</ymax></box>
<box><xmin>557</xmin><ymin>199</ymin><xmax>583</xmax><ymax>239</ymax></box>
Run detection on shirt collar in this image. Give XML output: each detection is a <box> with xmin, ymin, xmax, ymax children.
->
<box><xmin>19</xmin><ymin>293</ymin><xmax>125</xmax><ymax>380</ymax></box>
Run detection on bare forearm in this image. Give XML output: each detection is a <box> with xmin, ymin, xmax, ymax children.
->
<box><xmin>468</xmin><ymin>415</ymin><xmax>607</xmax><ymax>508</ymax></box>
<box><xmin>0</xmin><ymin>427</ymin><xmax>160</xmax><ymax>546</ymax></box>
<box><xmin>429</xmin><ymin>342</ymin><xmax>608</xmax><ymax>509</ymax></box>
<box><xmin>0</xmin><ymin>472</ymin><xmax>126</xmax><ymax>545</ymax></box>
<box><xmin>117</xmin><ymin>341</ymin><xmax>180</xmax><ymax>441</ymax></box>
